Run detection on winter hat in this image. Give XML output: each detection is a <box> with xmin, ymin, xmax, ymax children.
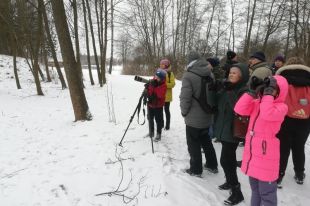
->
<box><xmin>160</xmin><ymin>59</ymin><xmax>170</xmax><ymax>69</ymax></box>
<box><xmin>155</xmin><ymin>68</ymin><xmax>167</xmax><ymax>81</ymax></box>
<box><xmin>207</xmin><ymin>57</ymin><xmax>220</xmax><ymax>67</ymax></box>
<box><xmin>227</xmin><ymin>50</ymin><xmax>236</xmax><ymax>60</ymax></box>
<box><xmin>187</xmin><ymin>51</ymin><xmax>200</xmax><ymax>64</ymax></box>
<box><xmin>274</xmin><ymin>55</ymin><xmax>285</xmax><ymax>63</ymax></box>
<box><xmin>250</xmin><ymin>51</ymin><xmax>266</xmax><ymax>62</ymax></box>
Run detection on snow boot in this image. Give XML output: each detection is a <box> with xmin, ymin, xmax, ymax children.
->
<box><xmin>203</xmin><ymin>164</ymin><xmax>218</xmax><ymax>174</ymax></box>
<box><xmin>183</xmin><ymin>168</ymin><xmax>202</xmax><ymax>178</ymax></box>
<box><xmin>224</xmin><ymin>184</ymin><xmax>244</xmax><ymax>205</ymax></box>
<box><xmin>218</xmin><ymin>182</ymin><xmax>231</xmax><ymax>190</ymax></box>
<box><xmin>154</xmin><ymin>133</ymin><xmax>161</xmax><ymax>142</ymax></box>
<box><xmin>294</xmin><ymin>172</ymin><xmax>305</xmax><ymax>185</ymax></box>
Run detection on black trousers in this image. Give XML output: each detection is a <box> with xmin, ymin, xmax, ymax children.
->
<box><xmin>164</xmin><ymin>102</ymin><xmax>170</xmax><ymax>128</ymax></box>
<box><xmin>186</xmin><ymin>125</ymin><xmax>218</xmax><ymax>174</ymax></box>
<box><xmin>148</xmin><ymin>107</ymin><xmax>164</xmax><ymax>134</ymax></box>
<box><xmin>277</xmin><ymin>117</ymin><xmax>310</xmax><ymax>176</ymax></box>
<box><xmin>220</xmin><ymin>141</ymin><xmax>240</xmax><ymax>186</ymax></box>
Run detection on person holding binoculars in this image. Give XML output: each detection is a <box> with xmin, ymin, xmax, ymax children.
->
<box><xmin>234</xmin><ymin>75</ymin><xmax>288</xmax><ymax>206</ymax></box>
<box><xmin>144</xmin><ymin>68</ymin><xmax>167</xmax><ymax>142</ymax></box>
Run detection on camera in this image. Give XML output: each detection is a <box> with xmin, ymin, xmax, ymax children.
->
<box><xmin>134</xmin><ymin>75</ymin><xmax>150</xmax><ymax>84</ymax></box>
<box><xmin>134</xmin><ymin>75</ymin><xmax>158</xmax><ymax>88</ymax></box>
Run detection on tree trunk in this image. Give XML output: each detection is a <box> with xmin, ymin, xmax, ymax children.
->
<box><xmin>33</xmin><ymin>0</ymin><xmax>44</xmax><ymax>96</ymax></box>
<box><xmin>86</xmin><ymin>0</ymin><xmax>102</xmax><ymax>86</ymax></box>
<box><xmin>11</xmin><ymin>35</ymin><xmax>21</xmax><ymax>89</ymax></box>
<box><xmin>81</xmin><ymin>0</ymin><xmax>94</xmax><ymax>85</ymax></box>
<box><xmin>243</xmin><ymin>0</ymin><xmax>257</xmax><ymax>58</ymax></box>
<box><xmin>41</xmin><ymin>0</ymin><xmax>67</xmax><ymax>89</ymax></box>
<box><xmin>51</xmin><ymin>0</ymin><xmax>91</xmax><ymax>121</ymax></box>
<box><xmin>108</xmin><ymin>0</ymin><xmax>114</xmax><ymax>74</ymax></box>
<box><xmin>43</xmin><ymin>37</ymin><xmax>52</xmax><ymax>82</ymax></box>
<box><xmin>72</xmin><ymin>0</ymin><xmax>84</xmax><ymax>88</ymax></box>
<box><xmin>101</xmin><ymin>0</ymin><xmax>108</xmax><ymax>84</ymax></box>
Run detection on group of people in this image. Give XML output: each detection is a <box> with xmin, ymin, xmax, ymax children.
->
<box><xmin>142</xmin><ymin>51</ymin><xmax>309</xmax><ymax>206</ymax></box>
<box><xmin>179</xmin><ymin>50</ymin><xmax>310</xmax><ymax>206</ymax></box>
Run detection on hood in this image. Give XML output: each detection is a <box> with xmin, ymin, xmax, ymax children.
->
<box><xmin>276</xmin><ymin>64</ymin><xmax>310</xmax><ymax>74</ymax></box>
<box><xmin>275</xmin><ymin>64</ymin><xmax>310</xmax><ymax>86</ymax></box>
<box><xmin>187</xmin><ymin>57</ymin><xmax>212</xmax><ymax>77</ymax></box>
<box><xmin>273</xmin><ymin>75</ymin><xmax>288</xmax><ymax>103</ymax></box>
<box><xmin>232</xmin><ymin>63</ymin><xmax>249</xmax><ymax>85</ymax></box>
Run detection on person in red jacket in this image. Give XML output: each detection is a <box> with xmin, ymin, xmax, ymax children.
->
<box><xmin>146</xmin><ymin>68</ymin><xmax>167</xmax><ymax>141</ymax></box>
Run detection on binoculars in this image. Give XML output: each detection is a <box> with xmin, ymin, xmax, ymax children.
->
<box><xmin>251</xmin><ymin>76</ymin><xmax>271</xmax><ymax>89</ymax></box>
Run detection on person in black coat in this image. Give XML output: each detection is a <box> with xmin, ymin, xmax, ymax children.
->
<box><xmin>214</xmin><ymin>63</ymin><xmax>249</xmax><ymax>205</ymax></box>
<box><xmin>275</xmin><ymin>57</ymin><xmax>310</xmax><ymax>187</ymax></box>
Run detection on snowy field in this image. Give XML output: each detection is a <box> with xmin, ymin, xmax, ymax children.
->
<box><xmin>0</xmin><ymin>54</ymin><xmax>309</xmax><ymax>206</ymax></box>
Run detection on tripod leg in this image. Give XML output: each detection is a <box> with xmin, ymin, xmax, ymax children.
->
<box><xmin>119</xmin><ymin>92</ymin><xmax>144</xmax><ymax>146</ymax></box>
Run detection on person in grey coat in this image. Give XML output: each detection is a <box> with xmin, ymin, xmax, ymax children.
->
<box><xmin>180</xmin><ymin>51</ymin><xmax>218</xmax><ymax>176</ymax></box>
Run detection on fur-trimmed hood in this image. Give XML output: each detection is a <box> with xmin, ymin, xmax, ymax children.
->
<box><xmin>276</xmin><ymin>64</ymin><xmax>310</xmax><ymax>74</ymax></box>
<box><xmin>275</xmin><ymin>64</ymin><xmax>310</xmax><ymax>86</ymax></box>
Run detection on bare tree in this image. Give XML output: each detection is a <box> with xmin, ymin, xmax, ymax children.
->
<box><xmin>33</xmin><ymin>0</ymin><xmax>44</xmax><ymax>95</ymax></box>
<box><xmin>51</xmin><ymin>0</ymin><xmax>91</xmax><ymax>121</ymax></box>
<box><xmin>243</xmin><ymin>0</ymin><xmax>257</xmax><ymax>58</ymax></box>
<box><xmin>42</xmin><ymin>0</ymin><xmax>67</xmax><ymax>89</ymax></box>
<box><xmin>262</xmin><ymin>0</ymin><xmax>286</xmax><ymax>52</ymax></box>
<box><xmin>71</xmin><ymin>0</ymin><xmax>84</xmax><ymax>87</ymax></box>
<box><xmin>81</xmin><ymin>0</ymin><xmax>94</xmax><ymax>85</ymax></box>
<box><xmin>108</xmin><ymin>0</ymin><xmax>115</xmax><ymax>74</ymax></box>
<box><xmin>85</xmin><ymin>0</ymin><xmax>102</xmax><ymax>86</ymax></box>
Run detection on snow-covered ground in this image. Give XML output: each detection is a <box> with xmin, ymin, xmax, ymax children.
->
<box><xmin>0</xmin><ymin>54</ymin><xmax>309</xmax><ymax>206</ymax></box>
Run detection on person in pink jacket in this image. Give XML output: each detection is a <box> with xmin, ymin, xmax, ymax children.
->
<box><xmin>234</xmin><ymin>75</ymin><xmax>288</xmax><ymax>206</ymax></box>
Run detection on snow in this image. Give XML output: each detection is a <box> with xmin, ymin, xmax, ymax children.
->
<box><xmin>0</xmin><ymin>54</ymin><xmax>309</xmax><ymax>206</ymax></box>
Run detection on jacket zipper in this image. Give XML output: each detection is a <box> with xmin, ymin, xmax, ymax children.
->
<box><xmin>245</xmin><ymin>100</ymin><xmax>261</xmax><ymax>174</ymax></box>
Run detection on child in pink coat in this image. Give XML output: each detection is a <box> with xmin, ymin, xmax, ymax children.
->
<box><xmin>234</xmin><ymin>75</ymin><xmax>288</xmax><ymax>206</ymax></box>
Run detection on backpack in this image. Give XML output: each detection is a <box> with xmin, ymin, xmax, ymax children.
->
<box><xmin>188</xmin><ymin>71</ymin><xmax>216</xmax><ymax>114</ymax></box>
<box><xmin>286</xmin><ymin>85</ymin><xmax>310</xmax><ymax>119</ymax></box>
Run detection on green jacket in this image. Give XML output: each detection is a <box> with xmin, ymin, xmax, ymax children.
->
<box><xmin>214</xmin><ymin>63</ymin><xmax>249</xmax><ymax>143</ymax></box>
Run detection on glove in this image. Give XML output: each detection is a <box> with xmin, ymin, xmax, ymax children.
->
<box><xmin>263</xmin><ymin>76</ymin><xmax>278</xmax><ymax>96</ymax></box>
<box><xmin>249</xmin><ymin>76</ymin><xmax>264</xmax><ymax>90</ymax></box>
<box><xmin>247</xmin><ymin>76</ymin><xmax>264</xmax><ymax>98</ymax></box>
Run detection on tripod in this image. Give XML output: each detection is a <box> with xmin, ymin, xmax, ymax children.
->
<box><xmin>118</xmin><ymin>89</ymin><xmax>154</xmax><ymax>153</ymax></box>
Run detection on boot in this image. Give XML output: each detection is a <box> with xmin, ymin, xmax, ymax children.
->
<box><xmin>149</xmin><ymin>131</ymin><xmax>154</xmax><ymax>138</ymax></box>
<box><xmin>218</xmin><ymin>182</ymin><xmax>231</xmax><ymax>190</ymax></box>
<box><xmin>165</xmin><ymin>119</ymin><xmax>170</xmax><ymax>130</ymax></box>
<box><xmin>224</xmin><ymin>184</ymin><xmax>244</xmax><ymax>205</ymax></box>
<box><xmin>154</xmin><ymin>133</ymin><xmax>161</xmax><ymax>142</ymax></box>
<box><xmin>294</xmin><ymin>172</ymin><xmax>305</xmax><ymax>185</ymax></box>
